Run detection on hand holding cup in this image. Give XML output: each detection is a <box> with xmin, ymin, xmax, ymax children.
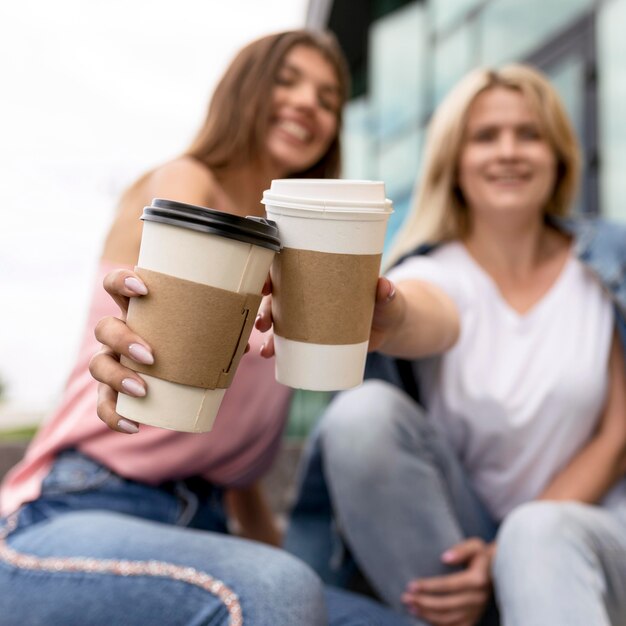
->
<box><xmin>256</xmin><ymin>275</ymin><xmax>398</xmax><ymax>358</ymax></box>
<box><xmin>98</xmin><ymin>199</ymin><xmax>280</xmax><ymax>433</ymax></box>
<box><xmin>90</xmin><ymin>269</ymin><xmax>154</xmax><ymax>434</ymax></box>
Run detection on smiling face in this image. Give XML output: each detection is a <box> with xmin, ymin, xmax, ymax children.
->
<box><xmin>458</xmin><ymin>87</ymin><xmax>557</xmax><ymax>220</ymax></box>
<box><xmin>265</xmin><ymin>45</ymin><xmax>341</xmax><ymax>176</ymax></box>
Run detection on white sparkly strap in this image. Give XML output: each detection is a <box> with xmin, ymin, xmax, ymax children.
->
<box><xmin>0</xmin><ymin>514</ymin><xmax>243</xmax><ymax>625</ymax></box>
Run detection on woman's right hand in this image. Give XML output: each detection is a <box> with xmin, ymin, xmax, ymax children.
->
<box><xmin>89</xmin><ymin>269</ymin><xmax>154</xmax><ymax>434</ymax></box>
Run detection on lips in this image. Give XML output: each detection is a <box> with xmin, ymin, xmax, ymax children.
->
<box><xmin>486</xmin><ymin>172</ymin><xmax>531</xmax><ymax>184</ymax></box>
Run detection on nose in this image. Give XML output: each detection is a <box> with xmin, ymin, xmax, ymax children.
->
<box><xmin>496</xmin><ymin>132</ymin><xmax>519</xmax><ymax>160</ymax></box>
<box><xmin>290</xmin><ymin>81</ymin><xmax>318</xmax><ymax>110</ymax></box>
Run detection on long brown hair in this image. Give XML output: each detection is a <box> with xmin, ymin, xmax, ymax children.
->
<box><xmin>387</xmin><ymin>64</ymin><xmax>581</xmax><ymax>267</ymax></box>
<box><xmin>118</xmin><ymin>30</ymin><xmax>349</xmax><ymax>210</ymax></box>
<box><xmin>186</xmin><ymin>29</ymin><xmax>349</xmax><ymax>178</ymax></box>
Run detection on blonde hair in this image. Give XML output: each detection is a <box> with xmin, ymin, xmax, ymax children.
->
<box><xmin>386</xmin><ymin>64</ymin><xmax>581</xmax><ymax>267</ymax></box>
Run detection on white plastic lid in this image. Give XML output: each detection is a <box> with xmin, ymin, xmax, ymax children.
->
<box><xmin>262</xmin><ymin>179</ymin><xmax>392</xmax><ymax>212</ymax></box>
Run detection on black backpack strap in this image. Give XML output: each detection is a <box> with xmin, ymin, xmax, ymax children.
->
<box><xmin>364</xmin><ymin>351</ymin><xmax>421</xmax><ymax>405</ymax></box>
<box><xmin>396</xmin><ymin>358</ymin><xmax>420</xmax><ymax>404</ymax></box>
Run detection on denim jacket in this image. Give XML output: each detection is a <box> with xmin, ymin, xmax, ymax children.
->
<box><xmin>365</xmin><ymin>216</ymin><xmax>626</xmax><ymax>402</ymax></box>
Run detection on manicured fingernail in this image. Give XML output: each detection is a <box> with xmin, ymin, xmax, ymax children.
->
<box><xmin>117</xmin><ymin>418</ymin><xmax>139</xmax><ymax>434</ymax></box>
<box><xmin>256</xmin><ymin>313</ymin><xmax>262</xmax><ymax>325</ymax></box>
<box><xmin>441</xmin><ymin>550</ymin><xmax>455</xmax><ymax>562</ymax></box>
<box><xmin>125</xmin><ymin>277</ymin><xmax>148</xmax><ymax>295</ymax></box>
<box><xmin>385</xmin><ymin>283</ymin><xmax>396</xmax><ymax>303</ymax></box>
<box><xmin>128</xmin><ymin>343</ymin><xmax>154</xmax><ymax>365</ymax></box>
<box><xmin>121</xmin><ymin>378</ymin><xmax>146</xmax><ymax>397</ymax></box>
<box><xmin>259</xmin><ymin>343</ymin><xmax>266</xmax><ymax>355</ymax></box>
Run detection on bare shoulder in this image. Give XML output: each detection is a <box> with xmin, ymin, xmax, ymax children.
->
<box><xmin>145</xmin><ymin>156</ymin><xmax>217</xmax><ymax>205</ymax></box>
<box><xmin>103</xmin><ymin>157</ymin><xmax>217</xmax><ymax>265</ymax></box>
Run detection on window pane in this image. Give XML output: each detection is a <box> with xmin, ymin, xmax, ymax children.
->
<box><xmin>341</xmin><ymin>97</ymin><xmax>375</xmax><ymax>180</ymax></box>
<box><xmin>377</xmin><ymin>127</ymin><xmax>424</xmax><ymax>249</ymax></box>
<box><xmin>429</xmin><ymin>0</ymin><xmax>481</xmax><ymax>33</ymax></box>
<box><xmin>598</xmin><ymin>0</ymin><xmax>626</xmax><ymax>223</ymax></box>
<box><xmin>370</xmin><ymin>3</ymin><xmax>426</xmax><ymax>139</ymax></box>
<box><xmin>542</xmin><ymin>55</ymin><xmax>585</xmax><ymax>215</ymax></box>
<box><xmin>481</xmin><ymin>0</ymin><xmax>593</xmax><ymax>65</ymax></box>
<box><xmin>378</xmin><ymin>128</ymin><xmax>423</xmax><ymax>197</ymax></box>
<box><xmin>546</xmin><ymin>57</ymin><xmax>584</xmax><ymax>139</ymax></box>
<box><xmin>432</xmin><ymin>22</ymin><xmax>477</xmax><ymax>106</ymax></box>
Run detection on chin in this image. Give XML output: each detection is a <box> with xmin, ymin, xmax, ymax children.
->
<box><xmin>268</xmin><ymin>138</ymin><xmax>325</xmax><ymax>175</ymax></box>
<box><xmin>270</xmin><ymin>153</ymin><xmax>318</xmax><ymax>177</ymax></box>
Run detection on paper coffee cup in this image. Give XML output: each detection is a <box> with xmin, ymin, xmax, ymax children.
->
<box><xmin>262</xmin><ymin>180</ymin><xmax>392</xmax><ymax>391</ymax></box>
<box><xmin>116</xmin><ymin>198</ymin><xmax>281</xmax><ymax>433</ymax></box>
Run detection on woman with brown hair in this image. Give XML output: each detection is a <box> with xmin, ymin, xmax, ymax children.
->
<box><xmin>0</xmin><ymin>29</ymin><xmax>410</xmax><ymax>625</ymax></box>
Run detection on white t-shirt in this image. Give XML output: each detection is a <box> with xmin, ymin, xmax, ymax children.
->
<box><xmin>387</xmin><ymin>242</ymin><xmax>614</xmax><ymax>520</ymax></box>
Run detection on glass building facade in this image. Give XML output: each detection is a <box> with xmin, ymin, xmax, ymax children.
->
<box><xmin>330</xmin><ymin>0</ymin><xmax>626</xmax><ymax>252</ymax></box>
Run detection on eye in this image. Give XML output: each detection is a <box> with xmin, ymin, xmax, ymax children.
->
<box><xmin>518</xmin><ymin>125</ymin><xmax>541</xmax><ymax>140</ymax></box>
<box><xmin>275</xmin><ymin>64</ymin><xmax>299</xmax><ymax>87</ymax></box>
<box><xmin>275</xmin><ymin>72</ymin><xmax>295</xmax><ymax>87</ymax></box>
<box><xmin>318</xmin><ymin>93</ymin><xmax>338</xmax><ymax>113</ymax></box>
<box><xmin>471</xmin><ymin>127</ymin><xmax>498</xmax><ymax>142</ymax></box>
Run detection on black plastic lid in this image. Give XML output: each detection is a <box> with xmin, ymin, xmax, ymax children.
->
<box><xmin>141</xmin><ymin>198</ymin><xmax>282</xmax><ymax>252</ymax></box>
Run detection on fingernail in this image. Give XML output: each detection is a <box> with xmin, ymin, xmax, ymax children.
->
<box><xmin>256</xmin><ymin>313</ymin><xmax>262</xmax><ymax>324</ymax></box>
<box><xmin>259</xmin><ymin>343</ymin><xmax>266</xmax><ymax>355</ymax></box>
<box><xmin>128</xmin><ymin>343</ymin><xmax>154</xmax><ymax>365</ymax></box>
<box><xmin>385</xmin><ymin>282</ymin><xmax>396</xmax><ymax>303</ymax></box>
<box><xmin>442</xmin><ymin>550</ymin><xmax>455</xmax><ymax>562</ymax></box>
<box><xmin>121</xmin><ymin>378</ymin><xmax>146</xmax><ymax>397</ymax></box>
<box><xmin>124</xmin><ymin>277</ymin><xmax>148</xmax><ymax>295</ymax></box>
<box><xmin>407</xmin><ymin>581</ymin><xmax>420</xmax><ymax>591</ymax></box>
<box><xmin>117</xmin><ymin>418</ymin><xmax>139</xmax><ymax>434</ymax></box>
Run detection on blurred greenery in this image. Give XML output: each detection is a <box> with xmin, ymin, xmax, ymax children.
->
<box><xmin>285</xmin><ymin>389</ymin><xmax>332</xmax><ymax>440</ymax></box>
<box><xmin>0</xmin><ymin>426</ymin><xmax>37</xmax><ymax>442</ymax></box>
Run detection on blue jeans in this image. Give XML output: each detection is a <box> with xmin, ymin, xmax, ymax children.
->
<box><xmin>0</xmin><ymin>449</ymin><xmax>411</xmax><ymax>625</ymax></box>
<box><xmin>287</xmin><ymin>381</ymin><xmax>626</xmax><ymax>625</ymax></box>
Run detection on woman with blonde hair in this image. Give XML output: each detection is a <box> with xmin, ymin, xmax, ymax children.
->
<box><xmin>387</xmin><ymin>64</ymin><xmax>580</xmax><ymax>264</ymax></box>
<box><xmin>0</xmin><ymin>29</ymin><xmax>410</xmax><ymax>625</ymax></box>
<box><xmin>286</xmin><ymin>64</ymin><xmax>626</xmax><ymax>625</ymax></box>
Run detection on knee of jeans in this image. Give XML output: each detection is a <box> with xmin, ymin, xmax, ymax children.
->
<box><xmin>261</xmin><ymin>548</ymin><xmax>325</xmax><ymax>609</ymax></box>
<box><xmin>319</xmin><ymin>380</ymin><xmax>423</xmax><ymax>471</ymax></box>
<box><xmin>494</xmin><ymin>501</ymin><xmax>580</xmax><ymax>581</ymax></box>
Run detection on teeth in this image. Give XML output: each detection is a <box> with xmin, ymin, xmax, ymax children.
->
<box><xmin>492</xmin><ymin>176</ymin><xmax>524</xmax><ymax>182</ymax></box>
<box><xmin>278</xmin><ymin>120</ymin><xmax>310</xmax><ymax>142</ymax></box>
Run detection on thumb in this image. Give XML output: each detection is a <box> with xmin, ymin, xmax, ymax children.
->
<box><xmin>375</xmin><ymin>277</ymin><xmax>396</xmax><ymax>304</ymax></box>
<box><xmin>441</xmin><ymin>538</ymin><xmax>485</xmax><ymax>565</ymax></box>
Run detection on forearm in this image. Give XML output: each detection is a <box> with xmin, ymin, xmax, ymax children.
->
<box><xmin>376</xmin><ymin>280</ymin><xmax>460</xmax><ymax>359</ymax></box>
<box><xmin>224</xmin><ymin>482</ymin><xmax>282</xmax><ymax>547</ymax></box>
<box><xmin>541</xmin><ymin>332</ymin><xmax>626</xmax><ymax>503</ymax></box>
<box><xmin>539</xmin><ymin>434</ymin><xmax>626</xmax><ymax>503</ymax></box>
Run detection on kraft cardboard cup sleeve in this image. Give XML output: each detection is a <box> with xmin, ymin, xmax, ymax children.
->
<box><xmin>115</xmin><ymin>198</ymin><xmax>281</xmax><ymax>433</ymax></box>
<box><xmin>262</xmin><ymin>179</ymin><xmax>393</xmax><ymax>391</ymax></box>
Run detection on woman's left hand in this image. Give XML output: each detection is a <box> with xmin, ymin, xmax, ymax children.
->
<box><xmin>401</xmin><ymin>538</ymin><xmax>494</xmax><ymax>626</ymax></box>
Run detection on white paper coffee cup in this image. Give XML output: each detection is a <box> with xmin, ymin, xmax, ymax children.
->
<box><xmin>116</xmin><ymin>199</ymin><xmax>280</xmax><ymax>433</ymax></box>
<box><xmin>262</xmin><ymin>180</ymin><xmax>392</xmax><ymax>391</ymax></box>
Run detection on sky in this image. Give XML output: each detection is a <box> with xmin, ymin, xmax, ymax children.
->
<box><xmin>0</xmin><ymin>0</ymin><xmax>309</xmax><ymax>425</ymax></box>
